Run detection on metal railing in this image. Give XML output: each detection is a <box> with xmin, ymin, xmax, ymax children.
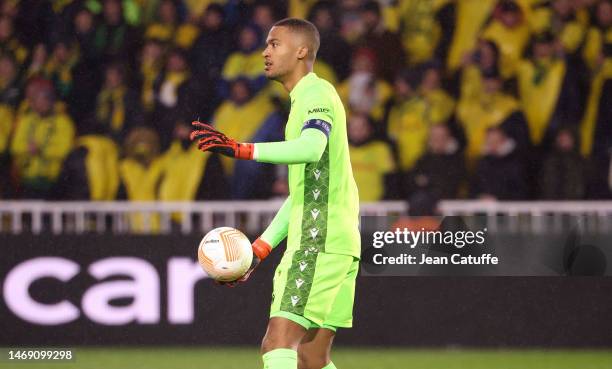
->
<box><xmin>0</xmin><ymin>200</ymin><xmax>611</xmax><ymax>235</ymax></box>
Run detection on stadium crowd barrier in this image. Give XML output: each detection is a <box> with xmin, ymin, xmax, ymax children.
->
<box><xmin>1</xmin><ymin>200</ymin><xmax>612</xmax><ymax>235</ymax></box>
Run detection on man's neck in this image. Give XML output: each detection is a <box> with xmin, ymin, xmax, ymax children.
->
<box><xmin>282</xmin><ymin>63</ymin><xmax>312</xmax><ymax>93</ymax></box>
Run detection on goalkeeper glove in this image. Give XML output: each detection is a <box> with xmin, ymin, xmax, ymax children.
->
<box><xmin>190</xmin><ymin>121</ymin><xmax>254</xmax><ymax>160</ymax></box>
<box><xmin>217</xmin><ymin>238</ymin><xmax>272</xmax><ymax>287</ymax></box>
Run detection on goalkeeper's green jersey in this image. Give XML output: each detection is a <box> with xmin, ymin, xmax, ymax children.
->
<box><xmin>284</xmin><ymin>72</ymin><xmax>360</xmax><ymax>258</ymax></box>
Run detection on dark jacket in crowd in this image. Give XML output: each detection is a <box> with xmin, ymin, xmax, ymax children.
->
<box><xmin>410</xmin><ymin>151</ymin><xmax>466</xmax><ymax>199</ymax></box>
<box><xmin>471</xmin><ymin>148</ymin><xmax>529</xmax><ymax>200</ymax></box>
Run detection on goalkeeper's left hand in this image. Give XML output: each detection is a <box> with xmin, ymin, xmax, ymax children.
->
<box><xmin>190</xmin><ymin>121</ymin><xmax>254</xmax><ymax>160</ymax></box>
<box><xmin>217</xmin><ymin>238</ymin><xmax>272</xmax><ymax>287</ymax></box>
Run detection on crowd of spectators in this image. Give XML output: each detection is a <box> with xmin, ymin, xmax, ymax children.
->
<box><xmin>0</xmin><ymin>0</ymin><xmax>611</xmax><ymax>204</ymax></box>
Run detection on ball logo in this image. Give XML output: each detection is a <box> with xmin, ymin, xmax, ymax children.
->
<box><xmin>218</xmin><ymin>228</ymin><xmax>244</xmax><ymax>262</ymax></box>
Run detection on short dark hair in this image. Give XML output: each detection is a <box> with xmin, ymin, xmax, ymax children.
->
<box><xmin>273</xmin><ymin>17</ymin><xmax>320</xmax><ymax>61</ymax></box>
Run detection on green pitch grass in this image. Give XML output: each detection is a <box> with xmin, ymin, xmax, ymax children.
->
<box><xmin>1</xmin><ymin>347</ymin><xmax>611</xmax><ymax>369</ymax></box>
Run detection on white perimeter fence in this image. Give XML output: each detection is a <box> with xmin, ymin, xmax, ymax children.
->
<box><xmin>1</xmin><ymin>201</ymin><xmax>612</xmax><ymax>235</ymax></box>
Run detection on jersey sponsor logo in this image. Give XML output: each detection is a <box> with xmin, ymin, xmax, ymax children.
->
<box><xmin>307</xmin><ymin>107</ymin><xmax>330</xmax><ymax>114</ymax></box>
<box><xmin>310</xmin><ymin>228</ymin><xmax>319</xmax><ymax>239</ymax></box>
<box><xmin>312</xmin><ymin>189</ymin><xmax>321</xmax><ymax>200</ymax></box>
<box><xmin>295</xmin><ymin>278</ymin><xmax>305</xmax><ymax>288</ymax></box>
<box><xmin>311</xmin><ymin>208</ymin><xmax>320</xmax><ymax>220</ymax></box>
<box><xmin>291</xmin><ymin>296</ymin><xmax>300</xmax><ymax>306</ymax></box>
<box><xmin>299</xmin><ymin>261</ymin><xmax>308</xmax><ymax>271</ymax></box>
<box><xmin>313</xmin><ymin>169</ymin><xmax>321</xmax><ymax>180</ymax></box>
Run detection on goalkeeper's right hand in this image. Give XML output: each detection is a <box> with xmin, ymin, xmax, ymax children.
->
<box><xmin>218</xmin><ymin>238</ymin><xmax>272</xmax><ymax>287</ymax></box>
<box><xmin>190</xmin><ymin>121</ymin><xmax>254</xmax><ymax>160</ymax></box>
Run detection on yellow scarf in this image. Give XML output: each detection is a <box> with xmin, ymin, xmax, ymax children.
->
<box><xmin>518</xmin><ymin>58</ymin><xmax>566</xmax><ymax>144</ymax></box>
<box><xmin>96</xmin><ymin>86</ymin><xmax>127</xmax><ymax>132</ymax></box>
<box><xmin>140</xmin><ymin>61</ymin><xmax>161</xmax><ymax>111</ymax></box>
<box><xmin>581</xmin><ymin>59</ymin><xmax>612</xmax><ymax>156</ymax></box>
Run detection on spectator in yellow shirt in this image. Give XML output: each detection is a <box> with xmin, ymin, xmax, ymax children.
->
<box><xmin>398</xmin><ymin>0</ymin><xmax>449</xmax><ymax>65</ymax></box>
<box><xmin>53</xmin><ymin>129</ymin><xmax>120</xmax><ymax>201</ymax></box>
<box><xmin>138</xmin><ymin>39</ymin><xmax>165</xmax><ymax>112</ymax></box>
<box><xmin>0</xmin><ymin>53</ymin><xmax>20</xmax><ymax>107</ymax></box>
<box><xmin>0</xmin><ymin>15</ymin><xmax>28</xmax><ymax>65</ymax></box>
<box><xmin>387</xmin><ymin>64</ymin><xmax>455</xmax><ymax>172</ymax></box>
<box><xmin>481</xmin><ymin>0</ymin><xmax>532</xmax><ymax>78</ymax></box>
<box><xmin>0</xmin><ymin>103</ymin><xmax>13</xmax><ymax>197</ymax></box>
<box><xmin>517</xmin><ymin>32</ymin><xmax>581</xmax><ymax>147</ymax></box>
<box><xmin>457</xmin><ymin>39</ymin><xmax>501</xmax><ymax>102</ymax></box>
<box><xmin>11</xmin><ymin>83</ymin><xmax>75</xmax><ymax>198</ymax></box>
<box><xmin>157</xmin><ymin>122</ymin><xmax>228</xmax><ymax>202</ymax></box>
<box><xmin>212</xmin><ymin>77</ymin><xmax>274</xmax><ymax>177</ymax></box>
<box><xmin>348</xmin><ymin>112</ymin><xmax>395</xmax><ymax>202</ymax></box>
<box><xmin>145</xmin><ymin>0</ymin><xmax>180</xmax><ymax>44</ymax></box>
<box><xmin>220</xmin><ymin>24</ymin><xmax>266</xmax><ymax>96</ymax></box>
<box><xmin>42</xmin><ymin>39</ymin><xmax>80</xmax><ymax>99</ymax></box>
<box><xmin>457</xmin><ymin>69</ymin><xmax>531</xmax><ymax>165</ymax></box>
<box><xmin>582</xmin><ymin>0</ymin><xmax>612</xmax><ymax>70</ymax></box>
<box><xmin>96</xmin><ymin>62</ymin><xmax>144</xmax><ymax>144</ymax></box>
<box><xmin>529</xmin><ymin>0</ymin><xmax>588</xmax><ymax>56</ymax></box>
<box><xmin>447</xmin><ymin>0</ymin><xmax>498</xmax><ymax>72</ymax></box>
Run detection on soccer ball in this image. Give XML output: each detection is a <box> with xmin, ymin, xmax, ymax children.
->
<box><xmin>197</xmin><ymin>227</ymin><xmax>253</xmax><ymax>282</ymax></box>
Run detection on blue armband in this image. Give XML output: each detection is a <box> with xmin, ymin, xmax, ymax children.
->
<box><xmin>301</xmin><ymin>119</ymin><xmax>332</xmax><ymax>138</ymax></box>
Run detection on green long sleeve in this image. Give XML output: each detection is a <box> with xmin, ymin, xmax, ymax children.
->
<box><xmin>254</xmin><ymin>128</ymin><xmax>327</xmax><ymax>164</ymax></box>
<box><xmin>261</xmin><ymin>196</ymin><xmax>291</xmax><ymax>249</ymax></box>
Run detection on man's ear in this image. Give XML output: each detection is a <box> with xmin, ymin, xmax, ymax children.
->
<box><xmin>296</xmin><ymin>45</ymin><xmax>309</xmax><ymax>60</ymax></box>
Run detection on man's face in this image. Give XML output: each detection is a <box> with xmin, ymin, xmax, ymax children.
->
<box><xmin>230</xmin><ymin>80</ymin><xmax>251</xmax><ymax>104</ymax></box>
<box><xmin>105</xmin><ymin>67</ymin><xmax>122</xmax><ymax>89</ymax></box>
<box><xmin>486</xmin><ymin>129</ymin><xmax>505</xmax><ymax>154</ymax></box>
<box><xmin>313</xmin><ymin>9</ymin><xmax>333</xmax><ymax>32</ymax></box>
<box><xmin>239</xmin><ymin>27</ymin><xmax>258</xmax><ymax>51</ymax></box>
<box><xmin>483</xmin><ymin>77</ymin><xmax>501</xmax><ymax>94</ymax></box>
<box><xmin>428</xmin><ymin>125</ymin><xmax>450</xmax><ymax>154</ymax></box>
<box><xmin>262</xmin><ymin>26</ymin><xmax>302</xmax><ymax>81</ymax></box>
<box><xmin>0</xmin><ymin>17</ymin><xmax>12</xmax><ymax>40</ymax></box>
<box><xmin>362</xmin><ymin>10</ymin><xmax>379</xmax><ymax>31</ymax></box>
<box><xmin>31</xmin><ymin>91</ymin><xmax>53</xmax><ymax>116</ymax></box>
<box><xmin>103</xmin><ymin>0</ymin><xmax>121</xmax><ymax>24</ymax></box>
<box><xmin>0</xmin><ymin>57</ymin><xmax>15</xmax><ymax>80</ymax></box>
<box><xmin>534</xmin><ymin>41</ymin><xmax>554</xmax><ymax>59</ymax></box>
<box><xmin>203</xmin><ymin>9</ymin><xmax>222</xmax><ymax>30</ymax></box>
<box><xmin>598</xmin><ymin>2</ymin><xmax>612</xmax><ymax>26</ymax></box>
<box><xmin>167</xmin><ymin>53</ymin><xmax>186</xmax><ymax>72</ymax></box>
<box><xmin>348</xmin><ymin>114</ymin><xmax>371</xmax><ymax>144</ymax></box>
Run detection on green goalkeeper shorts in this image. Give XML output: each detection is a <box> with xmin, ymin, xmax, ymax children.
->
<box><xmin>270</xmin><ymin>249</ymin><xmax>359</xmax><ymax>330</ymax></box>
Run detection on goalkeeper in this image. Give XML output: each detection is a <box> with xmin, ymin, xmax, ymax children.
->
<box><xmin>191</xmin><ymin>18</ymin><xmax>360</xmax><ymax>369</ymax></box>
